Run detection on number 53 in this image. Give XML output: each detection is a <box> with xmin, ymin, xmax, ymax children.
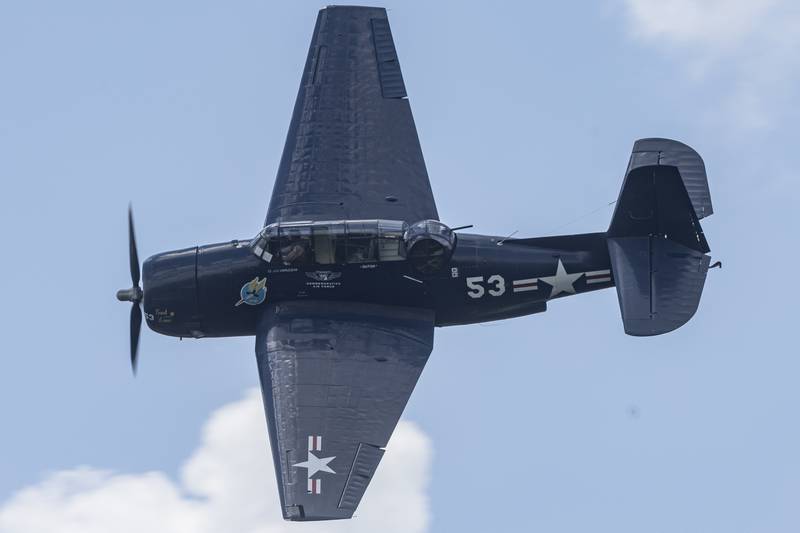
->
<box><xmin>466</xmin><ymin>275</ymin><xmax>505</xmax><ymax>298</ymax></box>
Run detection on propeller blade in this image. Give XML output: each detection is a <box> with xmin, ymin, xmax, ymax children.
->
<box><xmin>128</xmin><ymin>205</ymin><xmax>140</xmax><ymax>287</ymax></box>
<box><xmin>130</xmin><ymin>303</ymin><xmax>142</xmax><ymax>374</ymax></box>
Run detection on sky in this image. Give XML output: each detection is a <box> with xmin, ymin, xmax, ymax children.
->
<box><xmin>1</xmin><ymin>0</ymin><xmax>799</xmax><ymax>531</ymax></box>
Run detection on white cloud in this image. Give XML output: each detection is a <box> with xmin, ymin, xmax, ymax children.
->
<box><xmin>622</xmin><ymin>0</ymin><xmax>800</xmax><ymax>129</ymax></box>
<box><xmin>0</xmin><ymin>390</ymin><xmax>432</xmax><ymax>533</ymax></box>
<box><xmin>625</xmin><ymin>0</ymin><xmax>777</xmax><ymax>46</ymax></box>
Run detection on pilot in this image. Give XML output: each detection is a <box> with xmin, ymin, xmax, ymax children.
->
<box><xmin>281</xmin><ymin>241</ymin><xmax>307</xmax><ymax>264</ymax></box>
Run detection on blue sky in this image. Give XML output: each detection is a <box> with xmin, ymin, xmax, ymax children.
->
<box><xmin>1</xmin><ymin>1</ymin><xmax>799</xmax><ymax>531</ymax></box>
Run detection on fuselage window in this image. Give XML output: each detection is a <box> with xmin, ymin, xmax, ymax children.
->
<box><xmin>346</xmin><ymin>221</ymin><xmax>378</xmax><ymax>263</ymax></box>
<box><xmin>377</xmin><ymin>220</ymin><xmax>406</xmax><ymax>261</ymax></box>
<box><xmin>312</xmin><ymin>223</ymin><xmax>346</xmax><ymax>265</ymax></box>
<box><xmin>251</xmin><ymin>225</ymin><xmax>278</xmax><ymax>262</ymax></box>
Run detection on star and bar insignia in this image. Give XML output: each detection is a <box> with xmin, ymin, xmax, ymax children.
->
<box><xmin>292</xmin><ymin>435</ymin><xmax>336</xmax><ymax>495</ymax></box>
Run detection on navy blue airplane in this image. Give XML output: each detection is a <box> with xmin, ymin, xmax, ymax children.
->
<box><xmin>117</xmin><ymin>5</ymin><xmax>715</xmax><ymax>521</ymax></box>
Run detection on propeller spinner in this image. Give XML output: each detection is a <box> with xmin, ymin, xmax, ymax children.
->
<box><xmin>116</xmin><ymin>206</ymin><xmax>143</xmax><ymax>374</ymax></box>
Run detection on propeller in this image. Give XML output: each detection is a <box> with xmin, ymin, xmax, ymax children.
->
<box><xmin>116</xmin><ymin>205</ymin><xmax>143</xmax><ymax>374</ymax></box>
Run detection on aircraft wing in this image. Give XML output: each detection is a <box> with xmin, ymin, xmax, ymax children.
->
<box><xmin>255</xmin><ymin>300</ymin><xmax>434</xmax><ymax>521</ymax></box>
<box><xmin>265</xmin><ymin>6</ymin><xmax>438</xmax><ymax>225</ymax></box>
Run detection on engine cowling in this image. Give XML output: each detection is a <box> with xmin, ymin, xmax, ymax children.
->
<box><xmin>404</xmin><ymin>220</ymin><xmax>455</xmax><ymax>273</ymax></box>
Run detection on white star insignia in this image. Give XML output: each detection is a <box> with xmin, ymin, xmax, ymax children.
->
<box><xmin>292</xmin><ymin>451</ymin><xmax>336</xmax><ymax>478</ymax></box>
<box><xmin>538</xmin><ymin>258</ymin><xmax>583</xmax><ymax>298</ymax></box>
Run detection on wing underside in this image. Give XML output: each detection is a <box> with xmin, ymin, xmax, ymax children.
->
<box><xmin>265</xmin><ymin>6</ymin><xmax>438</xmax><ymax>225</ymax></box>
<box><xmin>255</xmin><ymin>300</ymin><xmax>434</xmax><ymax>521</ymax></box>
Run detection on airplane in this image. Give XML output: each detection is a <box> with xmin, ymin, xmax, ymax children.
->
<box><xmin>116</xmin><ymin>5</ymin><xmax>715</xmax><ymax>522</ymax></box>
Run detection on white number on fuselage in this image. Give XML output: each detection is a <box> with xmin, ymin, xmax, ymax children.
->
<box><xmin>466</xmin><ymin>276</ymin><xmax>485</xmax><ymax>298</ymax></box>
<box><xmin>466</xmin><ymin>275</ymin><xmax>506</xmax><ymax>298</ymax></box>
<box><xmin>487</xmin><ymin>274</ymin><xmax>505</xmax><ymax>296</ymax></box>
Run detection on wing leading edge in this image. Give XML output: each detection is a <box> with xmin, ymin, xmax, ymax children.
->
<box><xmin>265</xmin><ymin>5</ymin><xmax>438</xmax><ymax>225</ymax></box>
<box><xmin>255</xmin><ymin>300</ymin><xmax>434</xmax><ymax>521</ymax></box>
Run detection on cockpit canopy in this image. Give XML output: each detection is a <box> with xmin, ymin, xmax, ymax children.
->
<box><xmin>251</xmin><ymin>219</ymin><xmax>456</xmax><ymax>270</ymax></box>
<box><xmin>250</xmin><ymin>219</ymin><xmax>408</xmax><ymax>266</ymax></box>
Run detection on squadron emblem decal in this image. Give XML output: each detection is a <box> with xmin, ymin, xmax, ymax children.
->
<box><xmin>235</xmin><ymin>277</ymin><xmax>267</xmax><ymax>306</ymax></box>
<box><xmin>305</xmin><ymin>271</ymin><xmax>343</xmax><ymax>289</ymax></box>
<box><xmin>292</xmin><ymin>435</ymin><xmax>336</xmax><ymax>495</ymax></box>
<box><xmin>306</xmin><ymin>271</ymin><xmax>342</xmax><ymax>282</ymax></box>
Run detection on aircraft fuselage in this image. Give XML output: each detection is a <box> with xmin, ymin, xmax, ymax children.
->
<box><xmin>142</xmin><ymin>231</ymin><xmax>613</xmax><ymax>338</ymax></box>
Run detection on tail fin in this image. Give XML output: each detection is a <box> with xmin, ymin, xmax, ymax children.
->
<box><xmin>607</xmin><ymin>139</ymin><xmax>713</xmax><ymax>336</ymax></box>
